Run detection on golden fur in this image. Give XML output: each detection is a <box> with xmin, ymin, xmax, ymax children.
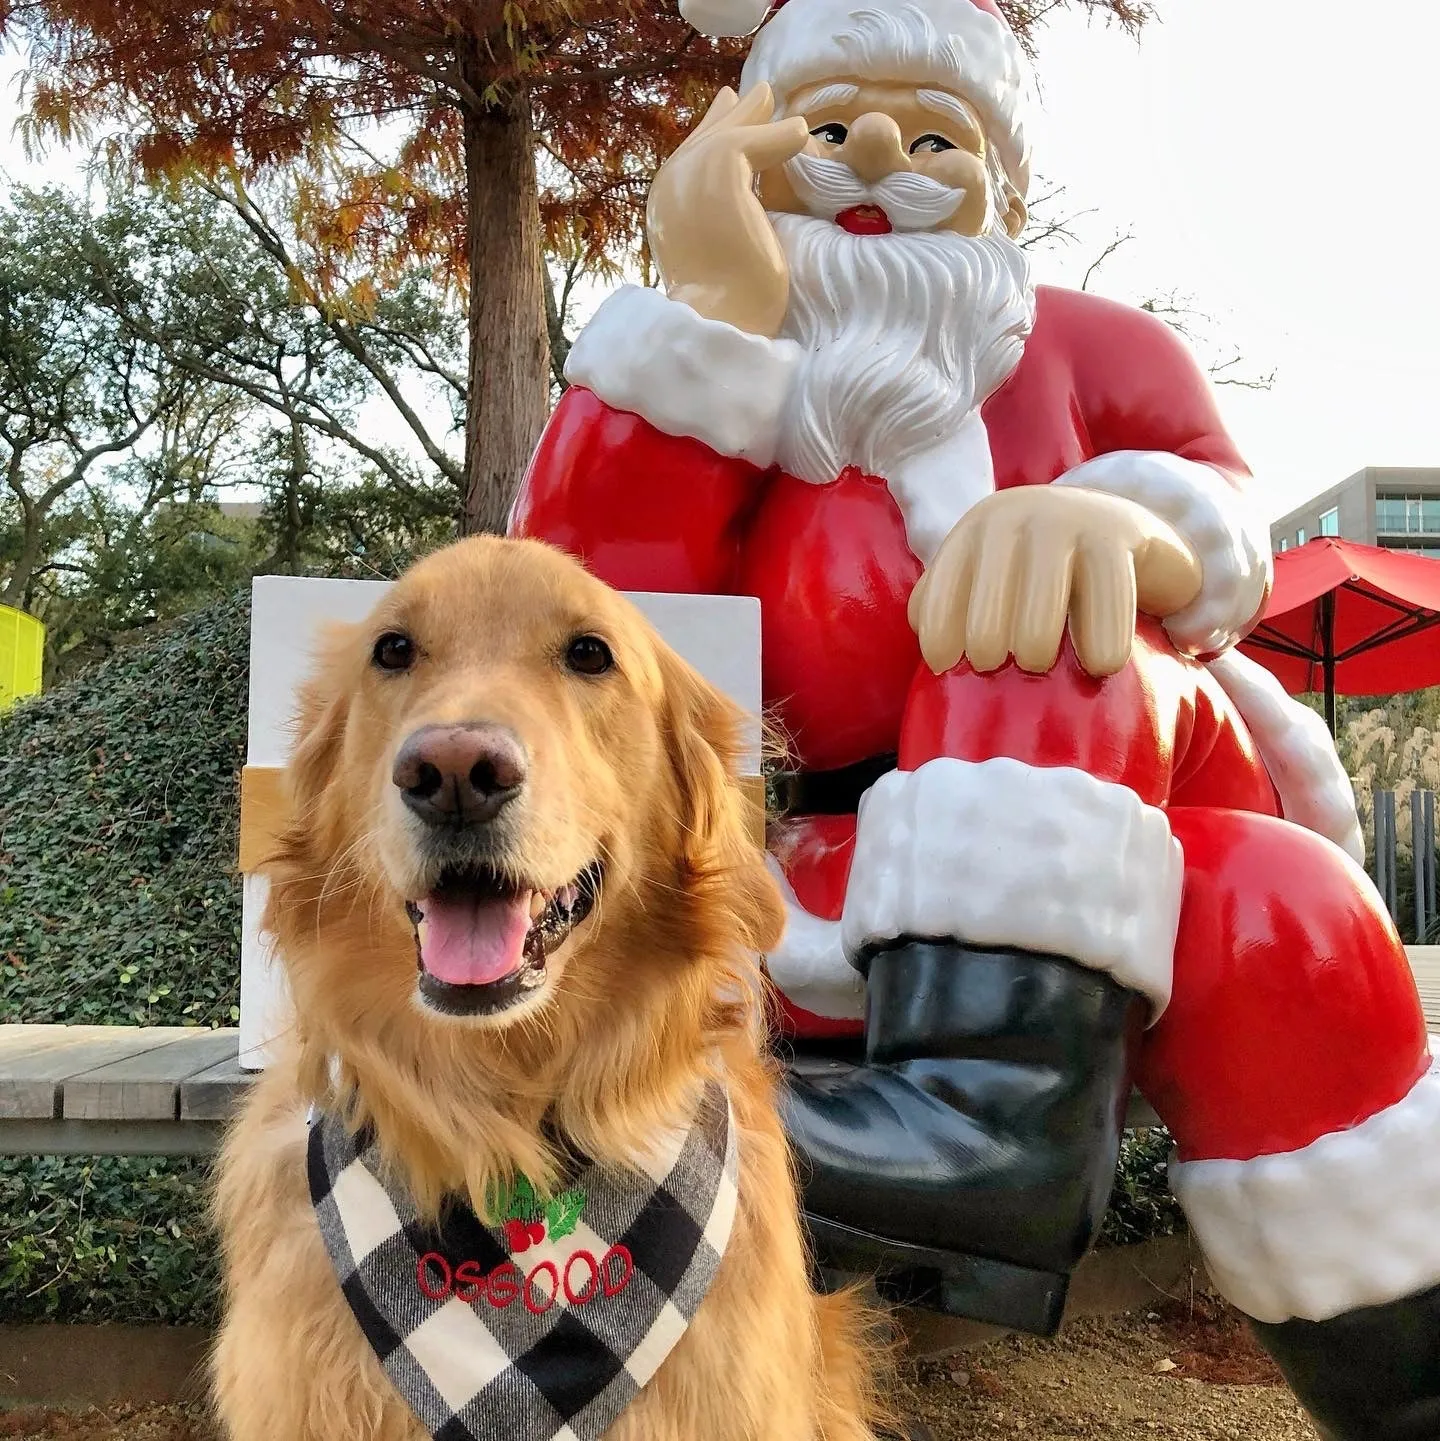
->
<box><xmin>212</xmin><ymin>536</ymin><xmax>882</xmax><ymax>1441</ymax></box>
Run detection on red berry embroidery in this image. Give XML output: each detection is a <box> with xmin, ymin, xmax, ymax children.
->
<box><xmin>527</xmin><ymin>1220</ymin><xmax>546</xmax><ymax>1246</ymax></box>
<box><xmin>504</xmin><ymin>1219</ymin><xmax>532</xmax><ymax>1254</ymax></box>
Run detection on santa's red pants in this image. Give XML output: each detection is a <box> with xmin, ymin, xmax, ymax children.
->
<box><xmin>770</xmin><ymin>621</ymin><xmax>1438</xmax><ymax>1327</ymax></box>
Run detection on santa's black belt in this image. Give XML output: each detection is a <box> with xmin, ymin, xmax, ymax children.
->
<box><xmin>772</xmin><ymin>753</ymin><xmax>897</xmax><ymax>817</ymax></box>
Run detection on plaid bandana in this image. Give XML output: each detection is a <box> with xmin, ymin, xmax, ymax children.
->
<box><xmin>308</xmin><ymin>1081</ymin><xmax>737</xmax><ymax>1441</ymax></box>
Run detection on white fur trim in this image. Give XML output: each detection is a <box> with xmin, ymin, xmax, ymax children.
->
<box><xmin>1206</xmin><ymin>651</ymin><xmax>1365</xmax><ymax>866</ymax></box>
<box><xmin>1172</xmin><ymin>1060</ymin><xmax>1440</xmax><ymax>1324</ymax></box>
<box><xmin>762</xmin><ymin>857</ymin><xmax>865</xmax><ymax>1021</ymax></box>
<box><xmin>886</xmin><ymin>410</ymin><xmax>995</xmax><ymax>565</ymax></box>
<box><xmin>678</xmin><ymin>0</ymin><xmax>771</xmax><ymax>37</ymax></box>
<box><xmin>840</xmin><ymin>758</ymin><xmax>1182</xmax><ymax>1013</ymax></box>
<box><xmin>741</xmin><ymin>0</ymin><xmax>1034</xmax><ymax>194</ymax></box>
<box><xmin>1052</xmin><ymin>452</ymin><xmax>1273</xmax><ymax>658</ymax></box>
<box><xmin>564</xmin><ymin>286</ymin><xmax>802</xmax><ymax>466</ymax></box>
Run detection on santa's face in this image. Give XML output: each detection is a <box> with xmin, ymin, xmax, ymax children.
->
<box><xmin>755</xmin><ymin>75</ymin><xmax>1035</xmax><ymax>492</ymax></box>
<box><xmin>757</xmin><ymin>78</ymin><xmax>1024</xmax><ymax>239</ymax></box>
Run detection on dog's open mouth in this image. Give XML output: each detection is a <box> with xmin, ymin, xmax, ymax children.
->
<box><xmin>405</xmin><ymin>862</ymin><xmax>602</xmax><ymax>1017</ymax></box>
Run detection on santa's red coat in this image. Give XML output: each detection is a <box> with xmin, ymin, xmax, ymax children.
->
<box><xmin>515</xmin><ymin>284</ymin><xmax>1264</xmax><ymax>772</ymax></box>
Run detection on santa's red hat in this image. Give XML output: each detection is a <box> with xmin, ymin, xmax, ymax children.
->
<box><xmin>679</xmin><ymin>0</ymin><xmax>1034</xmax><ymax>195</ymax></box>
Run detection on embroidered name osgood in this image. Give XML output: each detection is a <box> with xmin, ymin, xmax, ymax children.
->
<box><xmin>416</xmin><ymin>1244</ymin><xmax>633</xmax><ymax>1312</ymax></box>
<box><xmin>308</xmin><ymin>1080</ymin><xmax>737</xmax><ymax>1441</ymax></box>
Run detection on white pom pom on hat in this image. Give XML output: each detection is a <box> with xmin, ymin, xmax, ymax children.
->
<box><xmin>676</xmin><ymin>0</ymin><xmax>1035</xmax><ymax>195</ymax></box>
<box><xmin>679</xmin><ymin>0</ymin><xmax>774</xmax><ymax>37</ymax></box>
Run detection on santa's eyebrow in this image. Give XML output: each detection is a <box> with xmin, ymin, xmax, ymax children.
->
<box><xmin>789</xmin><ymin>82</ymin><xmax>862</xmax><ymax>116</ymax></box>
<box><xmin>916</xmin><ymin>89</ymin><xmax>984</xmax><ymax>145</ymax></box>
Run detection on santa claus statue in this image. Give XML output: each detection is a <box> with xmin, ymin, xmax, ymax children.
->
<box><xmin>511</xmin><ymin>1</ymin><xmax>1440</xmax><ymax>1434</ymax></box>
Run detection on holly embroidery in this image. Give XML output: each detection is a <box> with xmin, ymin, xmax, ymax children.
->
<box><xmin>490</xmin><ymin>1174</ymin><xmax>587</xmax><ymax>1254</ymax></box>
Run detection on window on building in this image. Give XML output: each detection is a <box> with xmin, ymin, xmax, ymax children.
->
<box><xmin>1376</xmin><ymin>494</ymin><xmax>1440</xmax><ymax>535</ymax></box>
<box><xmin>1297</xmin><ymin>528</ymin><xmax>1306</xmax><ymax>545</ymax></box>
<box><xmin>1318</xmin><ymin>507</ymin><xmax>1340</xmax><ymax>537</ymax></box>
<box><xmin>1277</xmin><ymin>537</ymin><xmax>1289</xmax><ymax>552</ymax></box>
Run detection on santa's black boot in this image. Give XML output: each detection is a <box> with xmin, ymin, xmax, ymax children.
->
<box><xmin>783</xmin><ymin>938</ymin><xmax>1146</xmax><ymax>1336</ymax></box>
<box><xmin>1249</xmin><ymin>1282</ymin><xmax>1440</xmax><ymax>1441</ymax></box>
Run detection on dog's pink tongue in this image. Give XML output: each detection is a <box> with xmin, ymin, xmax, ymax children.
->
<box><xmin>418</xmin><ymin>891</ymin><xmax>532</xmax><ymax>987</ymax></box>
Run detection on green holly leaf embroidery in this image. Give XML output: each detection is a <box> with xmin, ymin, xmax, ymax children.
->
<box><xmin>487</xmin><ymin>1172</ymin><xmax>539</xmax><ymax>1224</ymax></box>
<box><xmin>508</xmin><ymin>1174</ymin><xmax>538</xmax><ymax>1221</ymax></box>
<box><xmin>544</xmin><ymin>1189</ymin><xmax>586</xmax><ymax>1241</ymax></box>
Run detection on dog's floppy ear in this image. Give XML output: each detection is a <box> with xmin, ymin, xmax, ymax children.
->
<box><xmin>657</xmin><ymin>646</ymin><xmax>784</xmax><ymax>956</ymax></box>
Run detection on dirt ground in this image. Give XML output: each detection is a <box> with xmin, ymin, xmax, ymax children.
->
<box><xmin>0</xmin><ymin>1301</ymin><xmax>1318</xmax><ymax>1441</ymax></box>
<box><xmin>896</xmin><ymin>1299</ymin><xmax>1320</xmax><ymax>1440</ymax></box>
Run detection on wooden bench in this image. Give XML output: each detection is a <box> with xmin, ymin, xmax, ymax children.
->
<box><xmin>0</xmin><ymin>1024</ymin><xmax>244</xmax><ymax>1156</ymax></box>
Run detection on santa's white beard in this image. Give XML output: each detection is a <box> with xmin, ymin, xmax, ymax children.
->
<box><xmin>771</xmin><ymin>211</ymin><xmax>1036</xmax><ymax>488</ymax></box>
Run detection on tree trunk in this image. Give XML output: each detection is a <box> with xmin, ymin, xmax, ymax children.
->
<box><xmin>459</xmin><ymin>72</ymin><xmax>551</xmax><ymax>536</ymax></box>
<box><xmin>1</xmin><ymin>508</ymin><xmax>45</xmax><ymax>611</ymax></box>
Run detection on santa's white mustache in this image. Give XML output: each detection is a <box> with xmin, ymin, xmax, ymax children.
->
<box><xmin>782</xmin><ymin>152</ymin><xmax>965</xmax><ymax>232</ymax></box>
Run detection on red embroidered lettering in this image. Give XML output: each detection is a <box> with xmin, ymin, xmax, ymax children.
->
<box><xmin>419</xmin><ymin>1250</ymin><xmax>626</xmax><ymax>1310</ymax></box>
<box><xmin>416</xmin><ymin>1252</ymin><xmax>452</xmax><ymax>1301</ymax></box>
<box><xmin>524</xmin><ymin>1260</ymin><xmax>559</xmax><ymax>1315</ymax></box>
<box><xmin>454</xmin><ymin>1259</ymin><xmax>486</xmax><ymax>1304</ymax></box>
<box><xmin>563</xmin><ymin>1250</ymin><xmax>599</xmax><ymax>1305</ymax></box>
<box><xmin>600</xmin><ymin>1244</ymin><xmax>633</xmax><ymax>1297</ymax></box>
<box><xmin>488</xmin><ymin>1261</ymin><xmax>520</xmax><ymax>1308</ymax></box>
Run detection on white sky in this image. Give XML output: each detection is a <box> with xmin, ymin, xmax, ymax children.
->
<box><xmin>3</xmin><ymin>0</ymin><xmax>1437</xmax><ymax>522</ymax></box>
<box><xmin>1024</xmin><ymin>0</ymin><xmax>1440</xmax><ymax>519</ymax></box>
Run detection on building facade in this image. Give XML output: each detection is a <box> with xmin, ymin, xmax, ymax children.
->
<box><xmin>1270</xmin><ymin>467</ymin><xmax>1440</xmax><ymax>558</ymax></box>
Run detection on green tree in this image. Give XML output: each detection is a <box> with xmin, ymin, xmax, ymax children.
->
<box><xmin>0</xmin><ymin>181</ymin><xmax>464</xmax><ymax>674</ymax></box>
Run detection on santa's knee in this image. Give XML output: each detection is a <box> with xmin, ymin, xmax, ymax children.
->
<box><xmin>842</xmin><ymin>750</ymin><xmax>1181</xmax><ymax>1009</ymax></box>
<box><xmin>898</xmin><ymin>622</ymin><xmax>1181</xmax><ymax>803</ymax></box>
<box><xmin>1139</xmin><ymin>807</ymin><xmax>1436</xmax><ymax>1333</ymax></box>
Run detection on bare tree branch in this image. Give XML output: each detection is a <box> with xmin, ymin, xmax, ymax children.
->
<box><xmin>1081</xmin><ymin>231</ymin><xmax>1134</xmax><ymax>292</ymax></box>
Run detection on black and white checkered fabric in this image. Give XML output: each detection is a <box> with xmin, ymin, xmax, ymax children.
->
<box><xmin>308</xmin><ymin>1081</ymin><xmax>737</xmax><ymax>1441</ymax></box>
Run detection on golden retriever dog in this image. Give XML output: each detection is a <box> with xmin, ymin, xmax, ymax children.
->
<box><xmin>212</xmin><ymin>536</ymin><xmax>881</xmax><ymax>1441</ymax></box>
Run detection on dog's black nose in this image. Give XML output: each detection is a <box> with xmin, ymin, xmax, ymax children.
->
<box><xmin>392</xmin><ymin>723</ymin><xmax>527</xmax><ymax>826</ymax></box>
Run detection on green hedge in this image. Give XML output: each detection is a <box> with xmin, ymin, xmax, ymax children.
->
<box><xmin>0</xmin><ymin>599</ymin><xmax>247</xmax><ymax>1325</ymax></box>
<box><xmin>0</xmin><ymin>1156</ymin><xmax>219</xmax><ymax>1325</ymax></box>
<box><xmin>0</xmin><ymin>593</ymin><xmax>248</xmax><ymax>1028</ymax></box>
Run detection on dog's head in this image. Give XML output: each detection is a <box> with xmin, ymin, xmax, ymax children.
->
<box><xmin>266</xmin><ymin>538</ymin><xmax>781</xmax><ymax>1157</ymax></box>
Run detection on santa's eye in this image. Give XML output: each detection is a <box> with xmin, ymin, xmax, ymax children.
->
<box><xmin>909</xmin><ymin>133</ymin><xmax>957</xmax><ymax>154</ymax></box>
<box><xmin>809</xmin><ymin>122</ymin><xmax>848</xmax><ymax>145</ymax></box>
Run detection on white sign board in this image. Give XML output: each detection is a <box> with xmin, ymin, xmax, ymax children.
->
<box><xmin>239</xmin><ymin>574</ymin><xmax>762</xmax><ymax>1068</ymax></box>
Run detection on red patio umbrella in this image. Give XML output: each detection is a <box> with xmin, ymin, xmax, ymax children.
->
<box><xmin>1239</xmin><ymin>537</ymin><xmax>1440</xmax><ymax>732</ymax></box>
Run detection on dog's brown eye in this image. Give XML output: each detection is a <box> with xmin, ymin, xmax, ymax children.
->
<box><xmin>373</xmin><ymin>631</ymin><xmax>416</xmax><ymax>673</ymax></box>
<box><xmin>565</xmin><ymin>635</ymin><xmax>613</xmax><ymax>676</ymax></box>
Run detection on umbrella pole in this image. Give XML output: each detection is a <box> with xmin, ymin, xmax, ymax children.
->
<box><xmin>1321</xmin><ymin>590</ymin><xmax>1337</xmax><ymax>736</ymax></box>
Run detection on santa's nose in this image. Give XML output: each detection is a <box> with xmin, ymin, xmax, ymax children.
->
<box><xmin>843</xmin><ymin>112</ymin><xmax>910</xmax><ymax>184</ymax></box>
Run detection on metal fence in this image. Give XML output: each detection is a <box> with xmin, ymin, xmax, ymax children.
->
<box><xmin>1373</xmin><ymin>787</ymin><xmax>1438</xmax><ymax>939</ymax></box>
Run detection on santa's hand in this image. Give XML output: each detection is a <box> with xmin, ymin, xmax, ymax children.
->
<box><xmin>908</xmin><ymin>487</ymin><xmax>1203</xmax><ymax>678</ymax></box>
<box><xmin>647</xmin><ymin>84</ymin><xmax>809</xmax><ymax>339</ymax></box>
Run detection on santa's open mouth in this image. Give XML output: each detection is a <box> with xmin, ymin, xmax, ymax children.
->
<box><xmin>405</xmin><ymin>862</ymin><xmax>602</xmax><ymax>1017</ymax></box>
<box><xmin>835</xmin><ymin>204</ymin><xmax>893</xmax><ymax>236</ymax></box>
